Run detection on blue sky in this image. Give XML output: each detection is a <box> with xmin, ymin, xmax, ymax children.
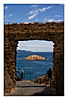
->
<box><xmin>4</xmin><ymin>4</ymin><xmax>64</xmax><ymax>23</ymax></box>
<box><xmin>4</xmin><ymin>4</ymin><xmax>64</xmax><ymax>52</ymax></box>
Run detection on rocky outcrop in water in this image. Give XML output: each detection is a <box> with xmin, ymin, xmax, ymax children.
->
<box><xmin>25</xmin><ymin>55</ymin><xmax>46</xmax><ymax>60</ymax></box>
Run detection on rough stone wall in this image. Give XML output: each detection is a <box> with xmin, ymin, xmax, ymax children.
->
<box><xmin>4</xmin><ymin>70</ymin><xmax>15</xmax><ymax>94</ymax></box>
<box><xmin>4</xmin><ymin>22</ymin><xmax>64</xmax><ymax>95</ymax></box>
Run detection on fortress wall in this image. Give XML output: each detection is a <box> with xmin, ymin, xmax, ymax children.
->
<box><xmin>4</xmin><ymin>22</ymin><xmax>64</xmax><ymax>95</ymax></box>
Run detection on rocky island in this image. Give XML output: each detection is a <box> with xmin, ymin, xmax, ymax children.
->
<box><xmin>25</xmin><ymin>55</ymin><xmax>46</xmax><ymax>60</ymax></box>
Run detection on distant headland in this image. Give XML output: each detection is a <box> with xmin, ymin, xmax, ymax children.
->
<box><xmin>17</xmin><ymin>50</ymin><xmax>31</xmax><ymax>52</ymax></box>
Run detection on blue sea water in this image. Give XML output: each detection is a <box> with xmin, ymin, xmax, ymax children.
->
<box><xmin>16</xmin><ymin>51</ymin><xmax>53</xmax><ymax>81</ymax></box>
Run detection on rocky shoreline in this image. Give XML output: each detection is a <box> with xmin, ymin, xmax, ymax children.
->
<box><xmin>34</xmin><ymin>74</ymin><xmax>53</xmax><ymax>86</ymax></box>
<box><xmin>34</xmin><ymin>68</ymin><xmax>54</xmax><ymax>87</ymax></box>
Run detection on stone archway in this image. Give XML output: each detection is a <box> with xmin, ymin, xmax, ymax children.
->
<box><xmin>4</xmin><ymin>22</ymin><xmax>64</xmax><ymax>95</ymax></box>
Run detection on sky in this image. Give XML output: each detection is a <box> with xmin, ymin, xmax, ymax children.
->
<box><xmin>17</xmin><ymin>40</ymin><xmax>54</xmax><ymax>52</ymax></box>
<box><xmin>4</xmin><ymin>4</ymin><xmax>64</xmax><ymax>23</ymax></box>
<box><xmin>4</xmin><ymin>4</ymin><xmax>64</xmax><ymax>52</ymax></box>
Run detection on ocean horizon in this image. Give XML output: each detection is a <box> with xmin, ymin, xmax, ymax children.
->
<box><xmin>16</xmin><ymin>50</ymin><xmax>53</xmax><ymax>81</ymax></box>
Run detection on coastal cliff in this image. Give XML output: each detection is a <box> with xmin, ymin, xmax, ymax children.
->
<box><xmin>25</xmin><ymin>55</ymin><xmax>46</xmax><ymax>60</ymax></box>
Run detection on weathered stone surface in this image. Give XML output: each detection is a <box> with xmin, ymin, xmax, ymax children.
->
<box><xmin>4</xmin><ymin>70</ymin><xmax>15</xmax><ymax>95</ymax></box>
<box><xmin>4</xmin><ymin>22</ymin><xmax>64</xmax><ymax>95</ymax></box>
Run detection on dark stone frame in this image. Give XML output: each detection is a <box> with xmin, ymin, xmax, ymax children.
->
<box><xmin>4</xmin><ymin>22</ymin><xmax>64</xmax><ymax>95</ymax></box>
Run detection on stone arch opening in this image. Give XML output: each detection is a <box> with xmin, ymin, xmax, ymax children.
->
<box><xmin>4</xmin><ymin>22</ymin><xmax>64</xmax><ymax>95</ymax></box>
<box><xmin>16</xmin><ymin>40</ymin><xmax>54</xmax><ymax>81</ymax></box>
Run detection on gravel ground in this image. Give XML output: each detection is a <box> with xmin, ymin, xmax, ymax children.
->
<box><xmin>5</xmin><ymin>80</ymin><xmax>56</xmax><ymax>96</ymax></box>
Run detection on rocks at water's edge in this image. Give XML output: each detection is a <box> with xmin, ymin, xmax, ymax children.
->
<box><xmin>34</xmin><ymin>74</ymin><xmax>54</xmax><ymax>86</ymax></box>
<box><xmin>34</xmin><ymin>69</ymin><xmax>54</xmax><ymax>86</ymax></box>
<box><xmin>25</xmin><ymin>55</ymin><xmax>47</xmax><ymax>60</ymax></box>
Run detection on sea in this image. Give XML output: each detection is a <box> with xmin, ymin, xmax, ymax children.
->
<box><xmin>16</xmin><ymin>50</ymin><xmax>53</xmax><ymax>81</ymax></box>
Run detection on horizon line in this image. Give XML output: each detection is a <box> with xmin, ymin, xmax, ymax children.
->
<box><xmin>17</xmin><ymin>49</ymin><xmax>53</xmax><ymax>52</ymax></box>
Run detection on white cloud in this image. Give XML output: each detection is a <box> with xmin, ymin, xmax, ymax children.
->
<box><xmin>47</xmin><ymin>19</ymin><xmax>54</xmax><ymax>22</ymax></box>
<box><xmin>29</xmin><ymin>10</ymin><xmax>34</xmax><ymax>15</ymax></box>
<box><xmin>17</xmin><ymin>41</ymin><xmax>53</xmax><ymax>52</ymax></box>
<box><xmin>39</xmin><ymin>5</ymin><xmax>53</xmax><ymax>13</ymax></box>
<box><xmin>29</xmin><ymin>9</ymin><xmax>38</xmax><ymax>15</ymax></box>
<box><xmin>4</xmin><ymin>6</ymin><xmax>8</xmax><ymax>10</ymax></box>
<box><xmin>4</xmin><ymin>14</ymin><xmax>13</xmax><ymax>21</ymax></box>
<box><xmin>47</xmin><ymin>18</ymin><xmax>62</xmax><ymax>22</ymax></box>
<box><xmin>18</xmin><ymin>42</ymin><xmax>53</xmax><ymax>49</ymax></box>
<box><xmin>31</xmin><ymin>5</ymin><xmax>38</xmax><ymax>8</ymax></box>
<box><xmin>39</xmin><ymin>7</ymin><xmax>46</xmax><ymax>12</ymax></box>
<box><xmin>9</xmin><ymin>14</ymin><xmax>13</xmax><ymax>17</ymax></box>
<box><xmin>46</xmin><ymin>5</ymin><xmax>53</xmax><ymax>9</ymax></box>
<box><xmin>28</xmin><ymin>9</ymin><xmax>38</xmax><ymax>20</ymax></box>
<box><xmin>55</xmin><ymin>15</ymin><xmax>61</xmax><ymax>17</ymax></box>
<box><xmin>28</xmin><ymin>5</ymin><xmax>53</xmax><ymax>20</ymax></box>
<box><xmin>28</xmin><ymin>13</ymin><xmax>37</xmax><ymax>20</ymax></box>
<box><xmin>43</xmin><ymin>15</ymin><xmax>62</xmax><ymax>22</ymax></box>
